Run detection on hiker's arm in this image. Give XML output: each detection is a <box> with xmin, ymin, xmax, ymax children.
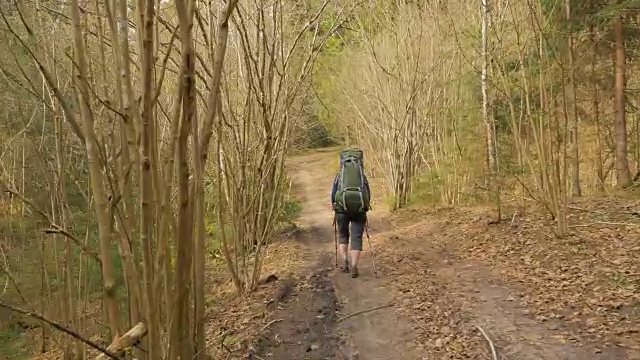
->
<box><xmin>364</xmin><ymin>175</ymin><xmax>371</xmax><ymax>198</ymax></box>
<box><xmin>331</xmin><ymin>175</ymin><xmax>338</xmax><ymax>204</ymax></box>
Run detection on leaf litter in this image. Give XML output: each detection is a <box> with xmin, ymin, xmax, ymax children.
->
<box><xmin>373</xmin><ymin>197</ymin><xmax>640</xmax><ymax>359</ymax></box>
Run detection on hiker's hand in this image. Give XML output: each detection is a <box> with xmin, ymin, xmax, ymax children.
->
<box><xmin>331</xmin><ymin>202</ymin><xmax>337</xmax><ymax>211</ymax></box>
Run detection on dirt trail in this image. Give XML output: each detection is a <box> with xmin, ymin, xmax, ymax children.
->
<box><xmin>252</xmin><ymin>149</ymin><xmax>639</xmax><ymax>360</ymax></box>
<box><xmin>293</xmin><ymin>151</ymin><xmax>422</xmax><ymax>360</ymax></box>
<box><xmin>252</xmin><ymin>149</ymin><xmax>419</xmax><ymax>360</ymax></box>
<box><xmin>385</xmin><ymin>221</ymin><xmax>636</xmax><ymax>360</ymax></box>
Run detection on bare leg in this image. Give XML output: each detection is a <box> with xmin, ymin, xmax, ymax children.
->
<box><xmin>339</xmin><ymin>244</ymin><xmax>349</xmax><ymax>263</ymax></box>
<box><xmin>350</xmin><ymin>249</ymin><xmax>361</xmax><ymax>268</ymax></box>
<box><xmin>336</xmin><ymin>213</ymin><xmax>350</xmax><ymax>272</ymax></box>
<box><xmin>350</xmin><ymin>216</ymin><xmax>366</xmax><ymax>278</ymax></box>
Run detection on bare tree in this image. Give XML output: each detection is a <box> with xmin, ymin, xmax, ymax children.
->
<box><xmin>613</xmin><ymin>14</ymin><xmax>631</xmax><ymax>188</ymax></box>
<box><xmin>481</xmin><ymin>0</ymin><xmax>500</xmax><ymax>220</ymax></box>
<box><xmin>566</xmin><ymin>0</ymin><xmax>581</xmax><ymax>196</ymax></box>
<box><xmin>70</xmin><ymin>0</ymin><xmax>122</xmax><ymax>336</ymax></box>
<box><xmin>210</xmin><ymin>0</ymin><xmax>352</xmax><ymax>291</ymax></box>
<box><xmin>339</xmin><ymin>2</ymin><xmax>451</xmax><ymax>209</ymax></box>
<box><xmin>590</xmin><ymin>23</ymin><xmax>605</xmax><ymax>192</ymax></box>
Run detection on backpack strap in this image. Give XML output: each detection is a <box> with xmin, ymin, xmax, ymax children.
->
<box><xmin>356</xmin><ymin>160</ymin><xmax>365</xmax><ymax>212</ymax></box>
<box><xmin>339</xmin><ymin>160</ymin><xmax>347</xmax><ymax>211</ymax></box>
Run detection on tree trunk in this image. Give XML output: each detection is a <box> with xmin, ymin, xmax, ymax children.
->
<box><xmin>137</xmin><ymin>0</ymin><xmax>162</xmax><ymax>357</ymax></box>
<box><xmin>590</xmin><ymin>24</ymin><xmax>605</xmax><ymax>192</ymax></box>
<box><xmin>481</xmin><ymin>0</ymin><xmax>499</xmax><ymax>220</ymax></box>
<box><xmin>613</xmin><ymin>15</ymin><xmax>631</xmax><ymax>188</ymax></box>
<box><xmin>70</xmin><ymin>0</ymin><xmax>121</xmax><ymax>337</ymax></box>
<box><xmin>171</xmin><ymin>1</ymin><xmax>197</xmax><ymax>358</ymax></box>
<box><xmin>566</xmin><ymin>0</ymin><xmax>581</xmax><ymax>196</ymax></box>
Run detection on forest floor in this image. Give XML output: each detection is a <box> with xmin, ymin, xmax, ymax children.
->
<box><xmin>206</xmin><ymin>148</ymin><xmax>640</xmax><ymax>360</ymax></box>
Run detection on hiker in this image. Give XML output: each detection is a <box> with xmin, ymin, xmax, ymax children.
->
<box><xmin>331</xmin><ymin>148</ymin><xmax>371</xmax><ymax>278</ymax></box>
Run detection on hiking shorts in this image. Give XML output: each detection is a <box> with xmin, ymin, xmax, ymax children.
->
<box><xmin>335</xmin><ymin>212</ymin><xmax>367</xmax><ymax>251</ymax></box>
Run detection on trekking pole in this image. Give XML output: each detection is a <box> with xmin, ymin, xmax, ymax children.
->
<box><xmin>364</xmin><ymin>220</ymin><xmax>378</xmax><ymax>277</ymax></box>
<box><xmin>333</xmin><ymin>214</ymin><xmax>338</xmax><ymax>269</ymax></box>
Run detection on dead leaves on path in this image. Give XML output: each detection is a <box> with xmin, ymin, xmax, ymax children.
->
<box><xmin>376</xmin><ymin>240</ymin><xmax>487</xmax><ymax>359</ymax></box>
<box><xmin>203</xmin><ymin>235</ymin><xmax>308</xmax><ymax>359</ymax></box>
<box><xmin>458</xmin><ymin>200</ymin><xmax>640</xmax><ymax>351</ymax></box>
<box><xmin>379</xmin><ymin>197</ymin><xmax>640</xmax><ymax>358</ymax></box>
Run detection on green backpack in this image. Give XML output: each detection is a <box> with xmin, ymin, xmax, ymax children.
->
<box><xmin>335</xmin><ymin>148</ymin><xmax>370</xmax><ymax>214</ymax></box>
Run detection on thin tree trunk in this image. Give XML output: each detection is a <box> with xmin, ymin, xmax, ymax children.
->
<box><xmin>482</xmin><ymin>0</ymin><xmax>499</xmax><ymax>220</ymax></box>
<box><xmin>188</xmin><ymin>2</ymin><xmax>207</xmax><ymax>355</ymax></box>
<box><xmin>566</xmin><ymin>0</ymin><xmax>581</xmax><ymax>196</ymax></box>
<box><xmin>171</xmin><ymin>1</ymin><xmax>197</xmax><ymax>358</ymax></box>
<box><xmin>203</xmin><ymin>0</ymin><xmax>242</xmax><ymax>293</ymax></box>
<box><xmin>613</xmin><ymin>15</ymin><xmax>631</xmax><ymax>188</ymax></box>
<box><xmin>102</xmin><ymin>2</ymin><xmax>144</xmax><ymax>341</ymax></box>
<box><xmin>70</xmin><ymin>0</ymin><xmax>121</xmax><ymax>337</ymax></box>
<box><xmin>589</xmin><ymin>24</ymin><xmax>605</xmax><ymax>192</ymax></box>
<box><xmin>137</xmin><ymin>0</ymin><xmax>161</xmax><ymax>357</ymax></box>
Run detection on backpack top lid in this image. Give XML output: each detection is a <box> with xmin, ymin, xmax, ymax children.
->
<box><xmin>340</xmin><ymin>148</ymin><xmax>364</xmax><ymax>166</ymax></box>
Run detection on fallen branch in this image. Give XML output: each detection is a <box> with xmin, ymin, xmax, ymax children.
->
<box><xmin>0</xmin><ymin>302</ymin><xmax>119</xmax><ymax>359</ymax></box>
<box><xmin>569</xmin><ymin>221</ymin><xmax>638</xmax><ymax>228</ymax></box>
<box><xmin>411</xmin><ymin>315</ymin><xmax>428</xmax><ymax>333</ymax></box>
<box><xmin>260</xmin><ymin>318</ymin><xmax>283</xmax><ymax>332</ymax></box>
<box><xmin>95</xmin><ymin>322</ymin><xmax>147</xmax><ymax>360</ymax></box>
<box><xmin>476</xmin><ymin>325</ymin><xmax>498</xmax><ymax>360</ymax></box>
<box><xmin>570</xmin><ymin>205</ymin><xmax>640</xmax><ymax>218</ymax></box>
<box><xmin>337</xmin><ymin>303</ymin><xmax>394</xmax><ymax>322</ymax></box>
<box><xmin>509</xmin><ymin>210</ymin><xmax>517</xmax><ymax>226</ymax></box>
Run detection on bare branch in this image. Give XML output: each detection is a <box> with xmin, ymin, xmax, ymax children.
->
<box><xmin>0</xmin><ymin>302</ymin><xmax>120</xmax><ymax>359</ymax></box>
<box><xmin>1</xmin><ymin>185</ymin><xmax>102</xmax><ymax>264</ymax></box>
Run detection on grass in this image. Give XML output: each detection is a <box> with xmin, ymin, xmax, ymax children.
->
<box><xmin>0</xmin><ymin>326</ymin><xmax>31</xmax><ymax>360</ymax></box>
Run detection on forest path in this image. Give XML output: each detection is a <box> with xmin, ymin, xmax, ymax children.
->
<box><xmin>290</xmin><ymin>149</ymin><xmax>422</xmax><ymax>360</ymax></box>
<box><xmin>251</xmin><ymin>148</ymin><xmax>637</xmax><ymax>360</ymax></box>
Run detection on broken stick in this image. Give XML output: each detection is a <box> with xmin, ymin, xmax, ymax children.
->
<box><xmin>337</xmin><ymin>303</ymin><xmax>394</xmax><ymax>323</ymax></box>
<box><xmin>95</xmin><ymin>322</ymin><xmax>147</xmax><ymax>360</ymax></box>
<box><xmin>476</xmin><ymin>325</ymin><xmax>498</xmax><ymax>360</ymax></box>
<box><xmin>260</xmin><ymin>318</ymin><xmax>283</xmax><ymax>332</ymax></box>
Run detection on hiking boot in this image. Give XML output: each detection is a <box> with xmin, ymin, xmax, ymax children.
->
<box><xmin>341</xmin><ymin>259</ymin><xmax>349</xmax><ymax>273</ymax></box>
<box><xmin>351</xmin><ymin>266</ymin><xmax>359</xmax><ymax>278</ymax></box>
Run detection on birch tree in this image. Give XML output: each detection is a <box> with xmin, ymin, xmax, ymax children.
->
<box><xmin>566</xmin><ymin>0</ymin><xmax>581</xmax><ymax>196</ymax></box>
<box><xmin>482</xmin><ymin>0</ymin><xmax>500</xmax><ymax>220</ymax></box>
